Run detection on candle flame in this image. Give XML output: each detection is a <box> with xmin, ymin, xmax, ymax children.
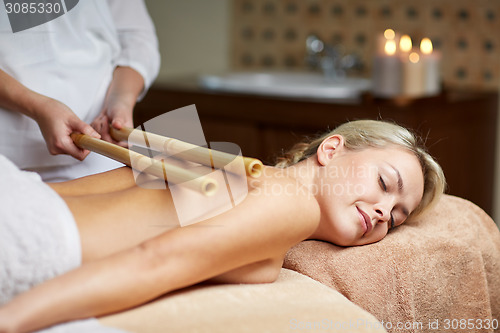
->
<box><xmin>420</xmin><ymin>38</ymin><xmax>433</xmax><ymax>55</ymax></box>
<box><xmin>384</xmin><ymin>29</ymin><xmax>395</xmax><ymax>40</ymax></box>
<box><xmin>409</xmin><ymin>52</ymin><xmax>420</xmax><ymax>63</ymax></box>
<box><xmin>384</xmin><ymin>40</ymin><xmax>397</xmax><ymax>55</ymax></box>
<box><xmin>400</xmin><ymin>35</ymin><xmax>412</xmax><ymax>52</ymax></box>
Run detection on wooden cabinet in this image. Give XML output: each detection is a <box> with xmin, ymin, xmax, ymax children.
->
<box><xmin>134</xmin><ymin>80</ymin><xmax>498</xmax><ymax>216</ymax></box>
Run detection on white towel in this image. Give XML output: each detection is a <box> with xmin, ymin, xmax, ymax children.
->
<box><xmin>0</xmin><ymin>154</ymin><xmax>80</xmax><ymax>305</ymax></box>
<box><xmin>38</xmin><ymin>319</ymin><xmax>127</xmax><ymax>333</ymax></box>
<box><xmin>0</xmin><ymin>155</ymin><xmax>129</xmax><ymax>332</ymax></box>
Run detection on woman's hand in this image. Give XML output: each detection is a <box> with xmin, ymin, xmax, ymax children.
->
<box><xmin>91</xmin><ymin>66</ymin><xmax>144</xmax><ymax>147</ymax></box>
<box><xmin>91</xmin><ymin>93</ymin><xmax>134</xmax><ymax>147</ymax></box>
<box><xmin>34</xmin><ymin>97</ymin><xmax>101</xmax><ymax>161</ymax></box>
<box><xmin>0</xmin><ymin>69</ymin><xmax>101</xmax><ymax>161</ymax></box>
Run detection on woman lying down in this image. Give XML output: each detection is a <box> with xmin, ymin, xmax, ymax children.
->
<box><xmin>0</xmin><ymin>120</ymin><xmax>445</xmax><ymax>332</ymax></box>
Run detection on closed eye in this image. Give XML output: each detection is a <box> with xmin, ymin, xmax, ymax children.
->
<box><xmin>380</xmin><ymin>176</ymin><xmax>396</xmax><ymax>229</ymax></box>
<box><xmin>379</xmin><ymin>176</ymin><xmax>387</xmax><ymax>191</ymax></box>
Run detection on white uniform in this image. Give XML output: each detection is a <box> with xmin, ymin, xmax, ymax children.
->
<box><xmin>0</xmin><ymin>0</ymin><xmax>160</xmax><ymax>181</ymax></box>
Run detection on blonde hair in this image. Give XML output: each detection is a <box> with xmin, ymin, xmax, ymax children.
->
<box><xmin>275</xmin><ymin>119</ymin><xmax>446</xmax><ymax>219</ymax></box>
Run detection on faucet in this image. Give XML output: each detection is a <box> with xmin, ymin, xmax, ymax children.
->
<box><xmin>305</xmin><ymin>34</ymin><xmax>363</xmax><ymax>81</ymax></box>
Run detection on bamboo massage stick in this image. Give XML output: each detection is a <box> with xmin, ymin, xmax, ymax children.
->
<box><xmin>110</xmin><ymin>127</ymin><xmax>264</xmax><ymax>178</ymax></box>
<box><xmin>71</xmin><ymin>133</ymin><xmax>218</xmax><ymax>196</ymax></box>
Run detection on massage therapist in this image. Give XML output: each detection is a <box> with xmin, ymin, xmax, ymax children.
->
<box><xmin>0</xmin><ymin>0</ymin><xmax>160</xmax><ymax>181</ymax></box>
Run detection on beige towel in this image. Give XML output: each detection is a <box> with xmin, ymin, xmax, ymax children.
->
<box><xmin>101</xmin><ymin>268</ymin><xmax>388</xmax><ymax>333</ymax></box>
<box><xmin>284</xmin><ymin>195</ymin><xmax>500</xmax><ymax>333</ymax></box>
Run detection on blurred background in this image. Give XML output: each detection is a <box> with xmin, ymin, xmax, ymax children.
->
<box><xmin>142</xmin><ymin>0</ymin><xmax>500</xmax><ymax>224</ymax></box>
<box><xmin>144</xmin><ymin>0</ymin><xmax>230</xmax><ymax>80</ymax></box>
<box><xmin>146</xmin><ymin>0</ymin><xmax>499</xmax><ymax>88</ymax></box>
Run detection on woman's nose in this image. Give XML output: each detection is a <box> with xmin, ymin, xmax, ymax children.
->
<box><xmin>375</xmin><ymin>209</ymin><xmax>388</xmax><ymax>222</ymax></box>
<box><xmin>374</xmin><ymin>203</ymin><xmax>392</xmax><ymax>223</ymax></box>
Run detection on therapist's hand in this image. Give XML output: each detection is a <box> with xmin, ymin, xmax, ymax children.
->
<box><xmin>91</xmin><ymin>96</ymin><xmax>134</xmax><ymax>147</ymax></box>
<box><xmin>35</xmin><ymin>97</ymin><xmax>101</xmax><ymax>161</ymax></box>
<box><xmin>91</xmin><ymin>66</ymin><xmax>144</xmax><ymax>146</ymax></box>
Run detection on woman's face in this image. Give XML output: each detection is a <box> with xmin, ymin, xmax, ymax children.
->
<box><xmin>313</xmin><ymin>137</ymin><xmax>424</xmax><ymax>246</ymax></box>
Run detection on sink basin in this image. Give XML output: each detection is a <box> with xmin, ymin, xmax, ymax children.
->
<box><xmin>198</xmin><ymin>72</ymin><xmax>372</xmax><ymax>101</ymax></box>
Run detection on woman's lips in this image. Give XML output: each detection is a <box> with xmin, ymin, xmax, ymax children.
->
<box><xmin>357</xmin><ymin>207</ymin><xmax>373</xmax><ymax>235</ymax></box>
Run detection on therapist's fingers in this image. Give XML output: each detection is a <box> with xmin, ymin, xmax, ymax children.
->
<box><xmin>93</xmin><ymin>101</ymin><xmax>133</xmax><ymax>147</ymax></box>
<box><xmin>69</xmin><ymin>123</ymin><xmax>100</xmax><ymax>159</ymax></box>
<box><xmin>60</xmin><ymin>135</ymin><xmax>91</xmax><ymax>161</ymax></box>
<box><xmin>109</xmin><ymin>121</ymin><xmax>131</xmax><ymax>148</ymax></box>
<box><xmin>34</xmin><ymin>96</ymin><xmax>97</xmax><ymax>160</ymax></box>
<box><xmin>92</xmin><ymin>114</ymin><xmax>114</xmax><ymax>143</ymax></box>
<box><xmin>108</xmin><ymin>108</ymin><xmax>133</xmax><ymax>147</ymax></box>
<box><xmin>110</xmin><ymin>118</ymin><xmax>124</xmax><ymax>130</ymax></box>
<box><xmin>90</xmin><ymin>114</ymin><xmax>105</xmax><ymax>133</ymax></box>
<box><xmin>46</xmin><ymin>130</ymin><xmax>89</xmax><ymax>161</ymax></box>
<box><xmin>51</xmin><ymin>118</ymin><xmax>95</xmax><ymax>160</ymax></box>
<box><xmin>97</xmin><ymin>113</ymin><xmax>131</xmax><ymax>147</ymax></box>
<box><xmin>69</xmin><ymin>115</ymin><xmax>102</xmax><ymax>141</ymax></box>
<box><xmin>78</xmin><ymin>122</ymin><xmax>101</xmax><ymax>139</ymax></box>
<box><xmin>110</xmin><ymin>113</ymin><xmax>133</xmax><ymax>130</ymax></box>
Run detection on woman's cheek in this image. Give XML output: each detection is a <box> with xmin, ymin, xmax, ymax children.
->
<box><xmin>356</xmin><ymin>225</ymin><xmax>388</xmax><ymax>246</ymax></box>
<box><xmin>370</xmin><ymin>225</ymin><xmax>389</xmax><ymax>243</ymax></box>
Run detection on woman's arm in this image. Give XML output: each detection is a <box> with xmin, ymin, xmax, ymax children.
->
<box><xmin>0</xmin><ymin>178</ymin><xmax>319</xmax><ymax>333</ymax></box>
<box><xmin>106</xmin><ymin>0</ymin><xmax>160</xmax><ymax>98</ymax></box>
<box><xmin>0</xmin><ymin>69</ymin><xmax>100</xmax><ymax>160</ymax></box>
<box><xmin>93</xmin><ymin>0</ymin><xmax>160</xmax><ymax>144</ymax></box>
<box><xmin>0</xmin><ymin>69</ymin><xmax>45</xmax><ymax>120</ymax></box>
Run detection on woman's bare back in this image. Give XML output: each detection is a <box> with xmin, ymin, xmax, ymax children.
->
<box><xmin>52</xmin><ymin>165</ymin><xmax>320</xmax><ymax>283</ymax></box>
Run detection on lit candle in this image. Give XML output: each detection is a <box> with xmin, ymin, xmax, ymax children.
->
<box><xmin>384</xmin><ymin>29</ymin><xmax>395</xmax><ymax>40</ymax></box>
<box><xmin>372</xmin><ymin>35</ymin><xmax>402</xmax><ymax>97</ymax></box>
<box><xmin>420</xmin><ymin>37</ymin><xmax>441</xmax><ymax>96</ymax></box>
<box><xmin>399</xmin><ymin>35</ymin><xmax>413</xmax><ymax>54</ymax></box>
<box><xmin>376</xmin><ymin>28</ymin><xmax>396</xmax><ymax>54</ymax></box>
<box><xmin>402</xmin><ymin>51</ymin><xmax>424</xmax><ymax>97</ymax></box>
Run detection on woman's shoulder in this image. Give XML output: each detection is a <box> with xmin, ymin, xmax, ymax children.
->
<box><xmin>249</xmin><ymin>165</ymin><xmax>312</xmax><ymax>191</ymax></box>
<box><xmin>246</xmin><ymin>165</ymin><xmax>320</xmax><ymax>228</ymax></box>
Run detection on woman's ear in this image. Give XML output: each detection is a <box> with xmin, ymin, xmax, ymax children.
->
<box><xmin>316</xmin><ymin>135</ymin><xmax>344</xmax><ymax>166</ymax></box>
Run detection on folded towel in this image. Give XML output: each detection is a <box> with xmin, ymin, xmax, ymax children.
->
<box><xmin>100</xmin><ymin>268</ymin><xmax>388</xmax><ymax>333</ymax></box>
<box><xmin>0</xmin><ymin>155</ymin><xmax>80</xmax><ymax>305</ymax></box>
<box><xmin>0</xmin><ymin>155</ymin><xmax>128</xmax><ymax>333</ymax></box>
